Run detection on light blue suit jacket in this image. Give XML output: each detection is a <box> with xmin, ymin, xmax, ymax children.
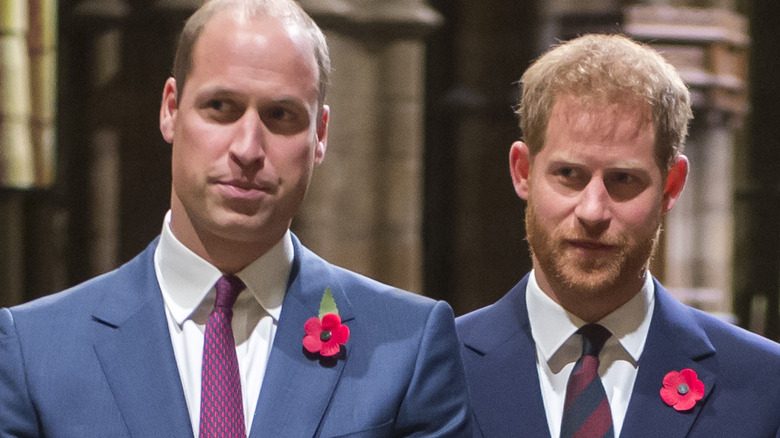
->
<box><xmin>457</xmin><ymin>274</ymin><xmax>780</xmax><ymax>437</ymax></box>
<box><xmin>0</xmin><ymin>235</ymin><xmax>472</xmax><ymax>437</ymax></box>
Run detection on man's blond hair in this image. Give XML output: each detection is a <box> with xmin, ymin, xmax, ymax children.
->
<box><xmin>517</xmin><ymin>34</ymin><xmax>692</xmax><ymax>171</ymax></box>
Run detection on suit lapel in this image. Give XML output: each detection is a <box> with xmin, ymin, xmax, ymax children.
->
<box><xmin>250</xmin><ymin>236</ymin><xmax>353</xmax><ymax>438</ymax></box>
<box><xmin>621</xmin><ymin>280</ymin><xmax>717</xmax><ymax>437</ymax></box>
<box><xmin>91</xmin><ymin>241</ymin><xmax>194</xmax><ymax>437</ymax></box>
<box><xmin>460</xmin><ymin>275</ymin><xmax>552</xmax><ymax>437</ymax></box>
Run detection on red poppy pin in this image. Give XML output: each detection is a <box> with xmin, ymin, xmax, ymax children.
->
<box><xmin>660</xmin><ymin>368</ymin><xmax>705</xmax><ymax>411</ymax></box>
<box><xmin>303</xmin><ymin>287</ymin><xmax>350</xmax><ymax>357</ymax></box>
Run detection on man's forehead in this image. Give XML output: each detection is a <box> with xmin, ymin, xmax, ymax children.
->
<box><xmin>192</xmin><ymin>12</ymin><xmax>318</xmax><ymax>80</ymax></box>
<box><xmin>548</xmin><ymin>95</ymin><xmax>653</xmax><ymax>139</ymax></box>
<box><xmin>551</xmin><ymin>94</ymin><xmax>652</xmax><ymax>122</ymax></box>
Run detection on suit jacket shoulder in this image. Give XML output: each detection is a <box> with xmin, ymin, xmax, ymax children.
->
<box><xmin>1</xmin><ymin>236</ymin><xmax>473</xmax><ymax>438</ymax></box>
<box><xmin>622</xmin><ymin>280</ymin><xmax>780</xmax><ymax>438</ymax></box>
<box><xmin>0</xmin><ymin>239</ymin><xmax>194</xmax><ymax>437</ymax></box>
<box><xmin>456</xmin><ymin>274</ymin><xmax>780</xmax><ymax>438</ymax></box>
<box><xmin>250</xmin><ymin>236</ymin><xmax>472</xmax><ymax>437</ymax></box>
<box><xmin>456</xmin><ymin>274</ymin><xmax>551</xmax><ymax>437</ymax></box>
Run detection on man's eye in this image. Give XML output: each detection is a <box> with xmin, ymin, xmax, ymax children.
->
<box><xmin>549</xmin><ymin>166</ymin><xmax>588</xmax><ymax>192</ymax></box>
<box><xmin>611</xmin><ymin>173</ymin><xmax>635</xmax><ymax>184</ymax></box>
<box><xmin>558</xmin><ymin>168</ymin><xmax>574</xmax><ymax>178</ymax></box>
<box><xmin>205</xmin><ymin>98</ymin><xmax>232</xmax><ymax>112</ymax></box>
<box><xmin>208</xmin><ymin>100</ymin><xmax>222</xmax><ymax>111</ymax></box>
<box><xmin>267</xmin><ymin>107</ymin><xmax>292</xmax><ymax>120</ymax></box>
<box><xmin>555</xmin><ymin>167</ymin><xmax>583</xmax><ymax>180</ymax></box>
<box><xmin>605</xmin><ymin>172</ymin><xmax>648</xmax><ymax>201</ymax></box>
<box><xmin>260</xmin><ymin>106</ymin><xmax>309</xmax><ymax>135</ymax></box>
<box><xmin>203</xmin><ymin>99</ymin><xmax>241</xmax><ymax>122</ymax></box>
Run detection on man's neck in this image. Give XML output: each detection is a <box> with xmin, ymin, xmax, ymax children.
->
<box><xmin>535</xmin><ymin>268</ymin><xmax>646</xmax><ymax>323</ymax></box>
<box><xmin>168</xmin><ymin>211</ymin><xmax>284</xmax><ymax>274</ymax></box>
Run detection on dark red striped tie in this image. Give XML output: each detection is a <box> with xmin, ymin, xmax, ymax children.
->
<box><xmin>560</xmin><ymin>324</ymin><xmax>614</xmax><ymax>438</ymax></box>
<box><xmin>200</xmin><ymin>275</ymin><xmax>247</xmax><ymax>438</ymax></box>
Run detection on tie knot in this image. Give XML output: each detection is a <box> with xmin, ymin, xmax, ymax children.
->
<box><xmin>577</xmin><ymin>324</ymin><xmax>611</xmax><ymax>358</ymax></box>
<box><xmin>214</xmin><ymin>275</ymin><xmax>246</xmax><ymax>310</ymax></box>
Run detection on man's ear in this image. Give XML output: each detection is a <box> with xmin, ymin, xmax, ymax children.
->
<box><xmin>662</xmin><ymin>154</ymin><xmax>689</xmax><ymax>212</ymax></box>
<box><xmin>160</xmin><ymin>77</ymin><xmax>178</xmax><ymax>144</ymax></box>
<box><xmin>314</xmin><ymin>105</ymin><xmax>329</xmax><ymax>165</ymax></box>
<box><xmin>509</xmin><ymin>141</ymin><xmax>532</xmax><ymax>200</ymax></box>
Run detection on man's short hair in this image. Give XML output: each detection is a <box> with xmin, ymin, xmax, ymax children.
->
<box><xmin>516</xmin><ymin>33</ymin><xmax>692</xmax><ymax>171</ymax></box>
<box><xmin>172</xmin><ymin>0</ymin><xmax>331</xmax><ymax>107</ymax></box>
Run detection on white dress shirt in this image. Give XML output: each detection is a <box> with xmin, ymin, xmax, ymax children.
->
<box><xmin>154</xmin><ymin>211</ymin><xmax>292</xmax><ymax>436</ymax></box>
<box><xmin>526</xmin><ymin>270</ymin><xmax>655</xmax><ymax>438</ymax></box>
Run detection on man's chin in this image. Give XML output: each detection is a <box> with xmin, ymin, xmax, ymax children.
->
<box><xmin>552</xmin><ymin>263</ymin><xmax>622</xmax><ymax>296</ymax></box>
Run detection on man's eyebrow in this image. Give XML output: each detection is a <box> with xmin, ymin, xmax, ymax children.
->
<box><xmin>196</xmin><ymin>86</ymin><xmax>239</xmax><ymax>97</ymax></box>
<box><xmin>266</xmin><ymin>96</ymin><xmax>307</xmax><ymax>105</ymax></box>
<box><xmin>546</xmin><ymin>158</ymin><xmax>586</xmax><ymax>167</ymax></box>
<box><xmin>195</xmin><ymin>89</ymin><xmax>311</xmax><ymax>105</ymax></box>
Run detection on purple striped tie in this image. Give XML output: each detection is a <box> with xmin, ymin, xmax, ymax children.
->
<box><xmin>200</xmin><ymin>275</ymin><xmax>247</xmax><ymax>438</ymax></box>
<box><xmin>560</xmin><ymin>324</ymin><xmax>614</xmax><ymax>438</ymax></box>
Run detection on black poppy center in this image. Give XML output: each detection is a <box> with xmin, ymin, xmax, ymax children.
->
<box><xmin>320</xmin><ymin>330</ymin><xmax>332</xmax><ymax>342</ymax></box>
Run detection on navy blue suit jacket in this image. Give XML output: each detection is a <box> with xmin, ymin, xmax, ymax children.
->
<box><xmin>0</xmin><ymin>235</ymin><xmax>472</xmax><ymax>437</ymax></box>
<box><xmin>457</xmin><ymin>274</ymin><xmax>780</xmax><ymax>437</ymax></box>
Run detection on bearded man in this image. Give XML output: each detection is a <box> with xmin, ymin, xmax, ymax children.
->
<box><xmin>456</xmin><ymin>33</ymin><xmax>780</xmax><ymax>438</ymax></box>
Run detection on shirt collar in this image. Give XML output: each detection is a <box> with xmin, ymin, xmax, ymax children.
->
<box><xmin>527</xmin><ymin>270</ymin><xmax>655</xmax><ymax>364</ymax></box>
<box><xmin>154</xmin><ymin>211</ymin><xmax>292</xmax><ymax>325</ymax></box>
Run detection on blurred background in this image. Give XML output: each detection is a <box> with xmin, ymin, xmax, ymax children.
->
<box><xmin>3</xmin><ymin>0</ymin><xmax>780</xmax><ymax>340</ymax></box>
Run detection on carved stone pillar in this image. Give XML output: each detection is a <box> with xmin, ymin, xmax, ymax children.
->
<box><xmin>295</xmin><ymin>0</ymin><xmax>441</xmax><ymax>293</ymax></box>
<box><xmin>0</xmin><ymin>0</ymin><xmax>31</xmax><ymax>306</ymax></box>
<box><xmin>0</xmin><ymin>0</ymin><xmax>35</xmax><ymax>188</ymax></box>
<box><xmin>62</xmin><ymin>0</ymin><xmax>180</xmax><ymax>284</ymax></box>
<box><xmin>733</xmin><ymin>0</ymin><xmax>780</xmax><ymax>339</ymax></box>
<box><xmin>421</xmin><ymin>0</ymin><xmax>538</xmax><ymax>313</ymax></box>
<box><xmin>624</xmin><ymin>6</ymin><xmax>748</xmax><ymax>322</ymax></box>
<box><xmin>67</xmin><ymin>0</ymin><xmax>129</xmax><ymax>278</ymax></box>
<box><xmin>0</xmin><ymin>0</ymin><xmax>63</xmax><ymax>306</ymax></box>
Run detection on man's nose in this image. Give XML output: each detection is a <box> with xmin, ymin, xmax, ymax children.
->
<box><xmin>230</xmin><ymin>110</ymin><xmax>265</xmax><ymax>167</ymax></box>
<box><xmin>574</xmin><ymin>178</ymin><xmax>612</xmax><ymax>227</ymax></box>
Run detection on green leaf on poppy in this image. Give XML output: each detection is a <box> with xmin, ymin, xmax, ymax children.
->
<box><xmin>318</xmin><ymin>287</ymin><xmax>339</xmax><ymax>318</ymax></box>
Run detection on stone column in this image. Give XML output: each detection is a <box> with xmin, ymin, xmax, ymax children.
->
<box><xmin>68</xmin><ymin>0</ymin><xmax>129</xmax><ymax>277</ymax></box>
<box><xmin>0</xmin><ymin>0</ymin><xmax>35</xmax><ymax>188</ymax></box>
<box><xmin>296</xmin><ymin>0</ymin><xmax>441</xmax><ymax>293</ymax></box>
<box><xmin>28</xmin><ymin>0</ymin><xmax>58</xmax><ymax>187</ymax></box>
<box><xmin>0</xmin><ymin>0</ymin><xmax>31</xmax><ymax>306</ymax></box>
<box><xmin>422</xmin><ymin>0</ymin><xmax>538</xmax><ymax>313</ymax></box>
<box><xmin>0</xmin><ymin>0</ymin><xmax>63</xmax><ymax>305</ymax></box>
<box><xmin>625</xmin><ymin>6</ymin><xmax>749</xmax><ymax>321</ymax></box>
<box><xmin>733</xmin><ymin>0</ymin><xmax>780</xmax><ymax>339</ymax></box>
